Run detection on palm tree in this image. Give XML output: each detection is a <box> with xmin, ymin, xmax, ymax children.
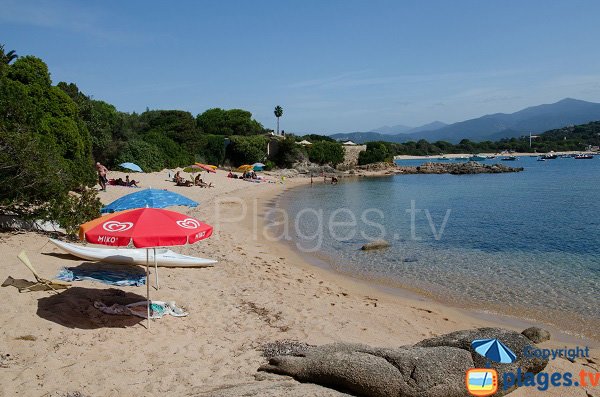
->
<box><xmin>0</xmin><ymin>44</ymin><xmax>17</xmax><ymax>65</ymax></box>
<box><xmin>274</xmin><ymin>105</ymin><xmax>283</xmax><ymax>135</ymax></box>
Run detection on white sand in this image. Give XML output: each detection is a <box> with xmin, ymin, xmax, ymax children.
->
<box><xmin>0</xmin><ymin>168</ymin><xmax>597</xmax><ymax>396</ymax></box>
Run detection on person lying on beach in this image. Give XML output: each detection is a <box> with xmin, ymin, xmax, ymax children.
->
<box><xmin>114</xmin><ymin>177</ymin><xmax>127</xmax><ymax>186</ymax></box>
<box><xmin>175</xmin><ymin>180</ymin><xmax>193</xmax><ymax>187</ymax></box>
<box><xmin>195</xmin><ymin>177</ymin><xmax>214</xmax><ymax>188</ymax></box>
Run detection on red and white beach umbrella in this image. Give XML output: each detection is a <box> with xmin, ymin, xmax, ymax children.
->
<box><xmin>79</xmin><ymin>208</ymin><xmax>213</xmax><ymax>327</ymax></box>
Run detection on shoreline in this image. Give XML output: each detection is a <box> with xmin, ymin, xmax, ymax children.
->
<box><xmin>260</xmin><ymin>177</ymin><xmax>599</xmax><ymax>348</ymax></box>
<box><xmin>1</xmin><ymin>168</ymin><xmax>598</xmax><ymax>396</ymax></box>
<box><xmin>394</xmin><ymin>151</ymin><xmax>595</xmax><ymax>160</ymax></box>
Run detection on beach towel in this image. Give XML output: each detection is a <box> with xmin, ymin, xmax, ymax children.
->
<box><xmin>56</xmin><ymin>267</ymin><xmax>146</xmax><ymax>286</ymax></box>
<box><xmin>94</xmin><ymin>300</ymin><xmax>188</xmax><ymax>319</ymax></box>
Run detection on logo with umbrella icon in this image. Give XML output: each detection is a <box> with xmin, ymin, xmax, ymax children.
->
<box><xmin>466</xmin><ymin>338</ymin><xmax>517</xmax><ymax>396</ymax></box>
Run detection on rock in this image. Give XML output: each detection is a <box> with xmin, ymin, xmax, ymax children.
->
<box><xmin>262</xmin><ymin>340</ymin><xmax>314</xmax><ymax>359</ymax></box>
<box><xmin>201</xmin><ymin>380</ymin><xmax>351</xmax><ymax>396</ymax></box>
<box><xmin>361</xmin><ymin>240</ymin><xmax>390</xmax><ymax>251</ymax></box>
<box><xmin>259</xmin><ymin>343</ymin><xmax>473</xmax><ymax>397</ymax></box>
<box><xmin>395</xmin><ymin>161</ymin><xmax>523</xmax><ymax>175</ymax></box>
<box><xmin>521</xmin><ymin>327</ymin><xmax>551</xmax><ymax>344</ymax></box>
<box><xmin>416</xmin><ymin>327</ymin><xmax>548</xmax><ymax>395</ymax></box>
<box><xmin>259</xmin><ymin>328</ymin><xmax>549</xmax><ymax>397</ymax></box>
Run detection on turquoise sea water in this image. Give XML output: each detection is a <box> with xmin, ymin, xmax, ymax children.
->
<box><xmin>279</xmin><ymin>156</ymin><xmax>600</xmax><ymax>340</ymax></box>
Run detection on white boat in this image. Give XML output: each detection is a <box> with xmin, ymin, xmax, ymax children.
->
<box><xmin>49</xmin><ymin>239</ymin><xmax>217</xmax><ymax>268</ymax></box>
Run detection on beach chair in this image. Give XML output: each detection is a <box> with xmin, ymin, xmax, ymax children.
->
<box><xmin>14</xmin><ymin>251</ymin><xmax>70</xmax><ymax>293</ymax></box>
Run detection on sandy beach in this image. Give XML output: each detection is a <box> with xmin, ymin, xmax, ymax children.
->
<box><xmin>0</xmin><ymin>169</ymin><xmax>598</xmax><ymax>397</ymax></box>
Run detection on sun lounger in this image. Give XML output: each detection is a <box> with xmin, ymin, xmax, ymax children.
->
<box><xmin>9</xmin><ymin>251</ymin><xmax>71</xmax><ymax>293</ymax></box>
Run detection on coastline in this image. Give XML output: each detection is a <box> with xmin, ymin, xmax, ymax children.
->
<box><xmin>260</xmin><ymin>177</ymin><xmax>599</xmax><ymax>348</ymax></box>
<box><xmin>394</xmin><ymin>151</ymin><xmax>594</xmax><ymax>160</ymax></box>
<box><xmin>0</xmin><ymin>168</ymin><xmax>597</xmax><ymax>396</ymax></box>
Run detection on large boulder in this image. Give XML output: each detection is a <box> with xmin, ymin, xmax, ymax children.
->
<box><xmin>259</xmin><ymin>328</ymin><xmax>549</xmax><ymax>397</ymax></box>
<box><xmin>415</xmin><ymin>327</ymin><xmax>548</xmax><ymax>394</ymax></box>
<box><xmin>260</xmin><ymin>343</ymin><xmax>473</xmax><ymax>397</ymax></box>
<box><xmin>521</xmin><ymin>327</ymin><xmax>551</xmax><ymax>344</ymax></box>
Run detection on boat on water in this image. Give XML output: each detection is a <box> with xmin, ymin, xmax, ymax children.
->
<box><xmin>537</xmin><ymin>157</ymin><xmax>546</xmax><ymax>162</ymax></box>
<box><xmin>49</xmin><ymin>238</ymin><xmax>218</xmax><ymax>267</ymax></box>
<box><xmin>574</xmin><ymin>154</ymin><xmax>594</xmax><ymax>159</ymax></box>
<box><xmin>469</xmin><ymin>155</ymin><xmax>487</xmax><ymax>161</ymax></box>
<box><xmin>560</xmin><ymin>154</ymin><xmax>571</xmax><ymax>158</ymax></box>
<box><xmin>436</xmin><ymin>156</ymin><xmax>450</xmax><ymax>161</ymax></box>
<box><xmin>501</xmin><ymin>156</ymin><xmax>517</xmax><ymax>161</ymax></box>
<box><xmin>541</xmin><ymin>153</ymin><xmax>558</xmax><ymax>160</ymax></box>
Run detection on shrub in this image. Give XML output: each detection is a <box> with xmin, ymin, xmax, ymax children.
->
<box><xmin>308</xmin><ymin>141</ymin><xmax>344</xmax><ymax>166</ymax></box>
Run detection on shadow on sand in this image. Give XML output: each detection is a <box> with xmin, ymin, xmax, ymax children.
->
<box><xmin>37</xmin><ymin>287</ymin><xmax>146</xmax><ymax>329</ymax></box>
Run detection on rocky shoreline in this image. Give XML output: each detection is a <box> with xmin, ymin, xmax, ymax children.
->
<box><xmin>355</xmin><ymin>161</ymin><xmax>524</xmax><ymax>175</ymax></box>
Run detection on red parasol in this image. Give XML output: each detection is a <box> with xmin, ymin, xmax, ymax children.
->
<box><xmin>79</xmin><ymin>208</ymin><xmax>213</xmax><ymax>327</ymax></box>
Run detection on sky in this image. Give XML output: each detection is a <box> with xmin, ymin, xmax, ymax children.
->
<box><xmin>2</xmin><ymin>0</ymin><xmax>600</xmax><ymax>134</ymax></box>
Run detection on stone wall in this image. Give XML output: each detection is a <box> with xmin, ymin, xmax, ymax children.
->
<box><xmin>338</xmin><ymin>145</ymin><xmax>366</xmax><ymax>169</ymax></box>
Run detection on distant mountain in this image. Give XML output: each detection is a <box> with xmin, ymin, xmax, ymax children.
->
<box><xmin>369</xmin><ymin>121</ymin><xmax>447</xmax><ymax>135</ymax></box>
<box><xmin>330</xmin><ymin>98</ymin><xmax>600</xmax><ymax>144</ymax></box>
<box><xmin>370</xmin><ymin>124</ymin><xmax>413</xmax><ymax>134</ymax></box>
<box><xmin>405</xmin><ymin>121</ymin><xmax>448</xmax><ymax>134</ymax></box>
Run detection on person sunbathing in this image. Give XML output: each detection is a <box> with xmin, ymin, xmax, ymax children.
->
<box><xmin>125</xmin><ymin>175</ymin><xmax>139</xmax><ymax>187</ymax></box>
<box><xmin>173</xmin><ymin>171</ymin><xmax>183</xmax><ymax>183</ymax></box>
<box><xmin>195</xmin><ymin>177</ymin><xmax>214</xmax><ymax>188</ymax></box>
<box><xmin>176</xmin><ymin>179</ymin><xmax>193</xmax><ymax>187</ymax></box>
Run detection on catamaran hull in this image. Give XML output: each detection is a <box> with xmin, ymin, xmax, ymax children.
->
<box><xmin>49</xmin><ymin>239</ymin><xmax>217</xmax><ymax>268</ymax></box>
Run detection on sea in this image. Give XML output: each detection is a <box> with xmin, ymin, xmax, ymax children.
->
<box><xmin>277</xmin><ymin>156</ymin><xmax>600</xmax><ymax>341</ymax></box>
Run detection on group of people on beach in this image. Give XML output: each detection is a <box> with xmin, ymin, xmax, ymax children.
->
<box><xmin>173</xmin><ymin>171</ymin><xmax>214</xmax><ymax>188</ymax></box>
<box><xmin>95</xmin><ymin>162</ymin><xmax>140</xmax><ymax>190</ymax></box>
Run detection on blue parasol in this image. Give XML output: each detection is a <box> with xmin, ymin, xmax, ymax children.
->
<box><xmin>471</xmin><ymin>338</ymin><xmax>517</xmax><ymax>364</ymax></box>
<box><xmin>119</xmin><ymin>162</ymin><xmax>143</xmax><ymax>172</ymax></box>
<box><xmin>101</xmin><ymin>188</ymin><xmax>198</xmax><ymax>214</ymax></box>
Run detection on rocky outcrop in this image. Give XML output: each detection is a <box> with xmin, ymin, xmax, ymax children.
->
<box><xmin>258</xmin><ymin>327</ymin><xmax>549</xmax><ymax>397</ymax></box>
<box><xmin>399</xmin><ymin>161</ymin><xmax>523</xmax><ymax>175</ymax></box>
<box><xmin>338</xmin><ymin>145</ymin><xmax>367</xmax><ymax>170</ymax></box>
<box><xmin>521</xmin><ymin>327</ymin><xmax>551</xmax><ymax>344</ymax></box>
<box><xmin>361</xmin><ymin>240</ymin><xmax>391</xmax><ymax>250</ymax></box>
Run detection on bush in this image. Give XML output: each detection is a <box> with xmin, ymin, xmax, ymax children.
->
<box><xmin>225</xmin><ymin>135</ymin><xmax>268</xmax><ymax>166</ymax></box>
<box><xmin>308</xmin><ymin>141</ymin><xmax>344</xmax><ymax>166</ymax></box>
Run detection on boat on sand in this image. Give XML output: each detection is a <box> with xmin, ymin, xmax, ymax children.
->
<box><xmin>49</xmin><ymin>239</ymin><xmax>217</xmax><ymax>267</ymax></box>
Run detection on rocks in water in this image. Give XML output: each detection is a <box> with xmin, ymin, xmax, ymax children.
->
<box><xmin>361</xmin><ymin>240</ymin><xmax>390</xmax><ymax>251</ymax></box>
<box><xmin>259</xmin><ymin>327</ymin><xmax>549</xmax><ymax>397</ymax></box>
<box><xmin>397</xmin><ymin>161</ymin><xmax>523</xmax><ymax>175</ymax></box>
<box><xmin>521</xmin><ymin>327</ymin><xmax>551</xmax><ymax>344</ymax></box>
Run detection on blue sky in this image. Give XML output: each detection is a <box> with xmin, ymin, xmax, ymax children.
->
<box><xmin>2</xmin><ymin>0</ymin><xmax>600</xmax><ymax>133</ymax></box>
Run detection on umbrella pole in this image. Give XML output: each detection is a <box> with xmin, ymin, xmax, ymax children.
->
<box><xmin>146</xmin><ymin>249</ymin><xmax>150</xmax><ymax>329</ymax></box>
<box><xmin>154</xmin><ymin>247</ymin><xmax>159</xmax><ymax>290</ymax></box>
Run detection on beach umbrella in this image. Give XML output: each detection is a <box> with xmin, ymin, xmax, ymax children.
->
<box><xmin>237</xmin><ymin>164</ymin><xmax>253</xmax><ymax>172</ymax></box>
<box><xmin>194</xmin><ymin>163</ymin><xmax>217</xmax><ymax>173</ymax></box>
<box><xmin>183</xmin><ymin>164</ymin><xmax>203</xmax><ymax>173</ymax></box>
<box><xmin>119</xmin><ymin>162</ymin><xmax>143</xmax><ymax>172</ymax></box>
<box><xmin>471</xmin><ymin>338</ymin><xmax>517</xmax><ymax>364</ymax></box>
<box><xmin>79</xmin><ymin>208</ymin><xmax>213</xmax><ymax>327</ymax></box>
<box><xmin>100</xmin><ymin>188</ymin><xmax>198</xmax><ymax>214</ymax></box>
<box><xmin>252</xmin><ymin>162</ymin><xmax>265</xmax><ymax>171</ymax></box>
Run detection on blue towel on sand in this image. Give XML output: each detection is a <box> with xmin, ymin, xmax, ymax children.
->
<box><xmin>56</xmin><ymin>267</ymin><xmax>146</xmax><ymax>286</ymax></box>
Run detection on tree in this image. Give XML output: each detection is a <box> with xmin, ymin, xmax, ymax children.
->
<box><xmin>197</xmin><ymin>108</ymin><xmax>265</xmax><ymax>136</ymax></box>
<box><xmin>0</xmin><ymin>44</ymin><xmax>17</xmax><ymax>75</ymax></box>
<box><xmin>274</xmin><ymin>105</ymin><xmax>283</xmax><ymax>135</ymax></box>
<box><xmin>225</xmin><ymin>135</ymin><xmax>268</xmax><ymax>166</ymax></box>
<box><xmin>308</xmin><ymin>141</ymin><xmax>345</xmax><ymax>166</ymax></box>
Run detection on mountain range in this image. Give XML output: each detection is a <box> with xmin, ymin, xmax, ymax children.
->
<box><xmin>330</xmin><ymin>98</ymin><xmax>600</xmax><ymax>144</ymax></box>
